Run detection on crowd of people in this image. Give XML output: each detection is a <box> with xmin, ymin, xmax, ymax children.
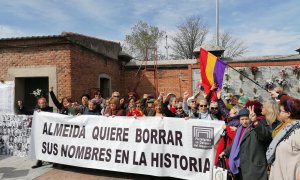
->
<box><xmin>15</xmin><ymin>85</ymin><xmax>300</xmax><ymax>180</ymax></box>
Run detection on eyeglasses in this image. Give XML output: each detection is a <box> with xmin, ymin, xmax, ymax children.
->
<box><xmin>113</xmin><ymin>96</ymin><xmax>120</xmax><ymax>98</ymax></box>
<box><xmin>210</xmin><ymin>107</ymin><xmax>218</xmax><ymax>110</ymax></box>
<box><xmin>176</xmin><ymin>107</ymin><xmax>183</xmax><ymax>110</ymax></box>
<box><xmin>199</xmin><ymin>105</ymin><xmax>207</xmax><ymax>107</ymax></box>
<box><xmin>191</xmin><ymin>101</ymin><xmax>196</xmax><ymax>103</ymax></box>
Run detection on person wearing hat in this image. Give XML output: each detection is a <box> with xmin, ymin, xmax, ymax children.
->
<box><xmin>140</xmin><ymin>94</ymin><xmax>156</xmax><ymax>116</ymax></box>
<box><xmin>182</xmin><ymin>92</ymin><xmax>200</xmax><ymax>118</ymax></box>
<box><xmin>221</xmin><ymin>108</ymin><xmax>269</xmax><ymax>180</ymax></box>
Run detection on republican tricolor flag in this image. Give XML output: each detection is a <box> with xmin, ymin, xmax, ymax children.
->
<box><xmin>199</xmin><ymin>48</ymin><xmax>227</xmax><ymax>101</ymax></box>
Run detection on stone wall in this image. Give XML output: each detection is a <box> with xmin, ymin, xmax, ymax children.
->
<box><xmin>222</xmin><ymin>65</ymin><xmax>300</xmax><ymax>101</ymax></box>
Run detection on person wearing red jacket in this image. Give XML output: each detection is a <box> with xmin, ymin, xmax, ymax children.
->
<box><xmin>126</xmin><ymin>99</ymin><xmax>144</xmax><ymax>117</ymax></box>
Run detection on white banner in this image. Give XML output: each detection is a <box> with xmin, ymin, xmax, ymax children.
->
<box><xmin>30</xmin><ymin>112</ymin><xmax>224</xmax><ymax>179</ymax></box>
<box><xmin>0</xmin><ymin>81</ymin><xmax>15</xmax><ymax>114</ymax></box>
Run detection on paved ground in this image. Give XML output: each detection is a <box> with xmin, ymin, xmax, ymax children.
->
<box><xmin>0</xmin><ymin>156</ymin><xmax>178</xmax><ymax>180</ymax></box>
<box><xmin>0</xmin><ymin>155</ymin><xmax>52</xmax><ymax>180</ymax></box>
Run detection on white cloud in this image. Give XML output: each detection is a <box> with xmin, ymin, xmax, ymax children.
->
<box><xmin>241</xmin><ymin>29</ymin><xmax>300</xmax><ymax>56</ymax></box>
<box><xmin>0</xmin><ymin>25</ymin><xmax>26</xmax><ymax>38</ymax></box>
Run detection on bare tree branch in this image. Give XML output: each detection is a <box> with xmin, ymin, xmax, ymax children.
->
<box><xmin>171</xmin><ymin>16</ymin><xmax>208</xmax><ymax>59</ymax></box>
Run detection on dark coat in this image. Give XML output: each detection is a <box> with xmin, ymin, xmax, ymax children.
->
<box><xmin>225</xmin><ymin>125</ymin><xmax>269</xmax><ymax>180</ymax></box>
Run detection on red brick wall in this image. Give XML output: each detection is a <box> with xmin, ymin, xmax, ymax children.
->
<box><xmin>0</xmin><ymin>42</ymin><xmax>72</xmax><ymax>99</ymax></box>
<box><xmin>69</xmin><ymin>44</ymin><xmax>124</xmax><ymax>102</ymax></box>
<box><xmin>124</xmin><ymin>67</ymin><xmax>190</xmax><ymax>98</ymax></box>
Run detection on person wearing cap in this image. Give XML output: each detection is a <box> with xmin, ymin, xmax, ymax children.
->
<box><xmin>221</xmin><ymin>108</ymin><xmax>269</xmax><ymax>180</ymax></box>
<box><xmin>182</xmin><ymin>92</ymin><xmax>200</xmax><ymax>118</ymax></box>
<box><xmin>140</xmin><ymin>94</ymin><xmax>156</xmax><ymax>116</ymax></box>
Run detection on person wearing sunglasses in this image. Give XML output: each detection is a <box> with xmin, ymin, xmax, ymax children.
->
<box><xmin>209</xmin><ymin>101</ymin><xmax>222</xmax><ymax>120</ymax></box>
<box><xmin>174</xmin><ymin>102</ymin><xmax>187</xmax><ymax>118</ymax></box>
<box><xmin>196</xmin><ymin>99</ymin><xmax>217</xmax><ymax>120</ymax></box>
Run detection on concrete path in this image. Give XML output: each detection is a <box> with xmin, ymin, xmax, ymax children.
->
<box><xmin>0</xmin><ymin>156</ymin><xmax>178</xmax><ymax>180</ymax></box>
<box><xmin>0</xmin><ymin>155</ymin><xmax>52</xmax><ymax>180</ymax></box>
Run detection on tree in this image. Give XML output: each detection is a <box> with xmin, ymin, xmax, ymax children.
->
<box><xmin>213</xmin><ymin>31</ymin><xmax>248</xmax><ymax>58</ymax></box>
<box><xmin>171</xmin><ymin>16</ymin><xmax>208</xmax><ymax>59</ymax></box>
<box><xmin>124</xmin><ymin>21</ymin><xmax>165</xmax><ymax>60</ymax></box>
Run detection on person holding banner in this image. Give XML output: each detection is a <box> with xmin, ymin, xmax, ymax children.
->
<box><xmin>35</xmin><ymin>98</ymin><xmax>53</xmax><ymax>113</ymax></box>
<box><xmin>78</xmin><ymin>94</ymin><xmax>90</xmax><ymax>115</ymax></box>
<box><xmin>32</xmin><ymin>97</ymin><xmax>53</xmax><ymax>169</ymax></box>
<box><xmin>82</xmin><ymin>100</ymin><xmax>101</xmax><ymax>115</ymax></box>
<box><xmin>49</xmin><ymin>87</ymin><xmax>75</xmax><ymax>115</ymax></box>
<box><xmin>126</xmin><ymin>99</ymin><xmax>144</xmax><ymax>117</ymax></box>
<box><xmin>196</xmin><ymin>99</ymin><xmax>217</xmax><ymax>120</ymax></box>
<box><xmin>104</xmin><ymin>97</ymin><xmax>125</xmax><ymax>116</ymax></box>
<box><xmin>140</xmin><ymin>94</ymin><xmax>156</xmax><ymax>116</ymax></box>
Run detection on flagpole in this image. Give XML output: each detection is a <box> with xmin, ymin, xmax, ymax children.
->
<box><xmin>216</xmin><ymin>0</ymin><xmax>219</xmax><ymax>46</ymax></box>
<box><xmin>226</xmin><ymin>64</ymin><xmax>268</xmax><ymax>92</ymax></box>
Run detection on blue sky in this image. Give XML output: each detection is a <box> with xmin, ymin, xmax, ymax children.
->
<box><xmin>0</xmin><ymin>0</ymin><xmax>299</xmax><ymax>56</ymax></box>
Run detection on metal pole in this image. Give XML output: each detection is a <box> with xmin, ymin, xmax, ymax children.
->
<box><xmin>216</xmin><ymin>0</ymin><xmax>219</xmax><ymax>46</ymax></box>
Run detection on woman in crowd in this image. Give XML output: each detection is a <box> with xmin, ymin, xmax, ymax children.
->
<box><xmin>153</xmin><ymin>100</ymin><xmax>164</xmax><ymax>118</ymax></box>
<box><xmin>104</xmin><ymin>97</ymin><xmax>125</xmax><ymax>116</ymax></box>
<box><xmin>162</xmin><ymin>93</ymin><xmax>177</xmax><ymax>117</ymax></box>
<box><xmin>249</xmin><ymin>100</ymin><xmax>280</xmax><ymax>145</ymax></box>
<box><xmin>101</xmin><ymin>97</ymin><xmax>111</xmax><ymax>115</ymax></box>
<box><xmin>82</xmin><ymin>100</ymin><xmax>101</xmax><ymax>115</ymax></box>
<box><xmin>174</xmin><ymin>102</ymin><xmax>187</xmax><ymax>118</ymax></box>
<box><xmin>49</xmin><ymin>87</ymin><xmax>75</xmax><ymax>115</ymax></box>
<box><xmin>126</xmin><ymin>99</ymin><xmax>144</xmax><ymax>117</ymax></box>
<box><xmin>91</xmin><ymin>90</ymin><xmax>105</xmax><ymax>111</ymax></box>
<box><xmin>78</xmin><ymin>94</ymin><xmax>90</xmax><ymax>115</ymax></box>
<box><xmin>196</xmin><ymin>99</ymin><xmax>217</xmax><ymax>120</ymax></box>
<box><xmin>267</xmin><ymin>98</ymin><xmax>300</xmax><ymax>180</ymax></box>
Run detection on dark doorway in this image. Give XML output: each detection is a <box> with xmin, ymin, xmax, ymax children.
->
<box><xmin>15</xmin><ymin>77</ymin><xmax>49</xmax><ymax>110</ymax></box>
<box><xmin>100</xmin><ymin>78</ymin><xmax>110</xmax><ymax>98</ymax></box>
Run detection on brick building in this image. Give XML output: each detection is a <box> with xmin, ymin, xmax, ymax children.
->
<box><xmin>1</xmin><ymin>32</ymin><xmax>300</xmax><ymax>111</ymax></box>
<box><xmin>0</xmin><ymin>32</ymin><xmax>131</xmax><ymax>110</ymax></box>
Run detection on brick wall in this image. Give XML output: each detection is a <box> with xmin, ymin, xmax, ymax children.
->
<box><xmin>70</xmin><ymin>44</ymin><xmax>124</xmax><ymax>102</ymax></box>
<box><xmin>124</xmin><ymin>67</ymin><xmax>190</xmax><ymax>98</ymax></box>
<box><xmin>0</xmin><ymin>41</ymin><xmax>72</xmax><ymax>98</ymax></box>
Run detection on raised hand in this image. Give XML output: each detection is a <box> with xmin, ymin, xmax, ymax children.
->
<box><xmin>143</xmin><ymin>94</ymin><xmax>148</xmax><ymax>99</ymax></box>
<box><xmin>211</xmin><ymin>83</ymin><xmax>217</xmax><ymax>91</ymax></box>
<box><xmin>217</xmin><ymin>90</ymin><xmax>222</xmax><ymax>100</ymax></box>
<box><xmin>183</xmin><ymin>92</ymin><xmax>189</xmax><ymax>100</ymax></box>
<box><xmin>247</xmin><ymin>105</ymin><xmax>257</xmax><ymax>122</ymax></box>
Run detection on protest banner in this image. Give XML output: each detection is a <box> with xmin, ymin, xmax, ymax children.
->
<box><xmin>0</xmin><ymin>81</ymin><xmax>15</xmax><ymax>114</ymax></box>
<box><xmin>29</xmin><ymin>112</ymin><xmax>224</xmax><ymax>179</ymax></box>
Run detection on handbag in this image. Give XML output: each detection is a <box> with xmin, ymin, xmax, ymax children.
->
<box><xmin>213</xmin><ymin>157</ymin><xmax>228</xmax><ymax>180</ymax></box>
